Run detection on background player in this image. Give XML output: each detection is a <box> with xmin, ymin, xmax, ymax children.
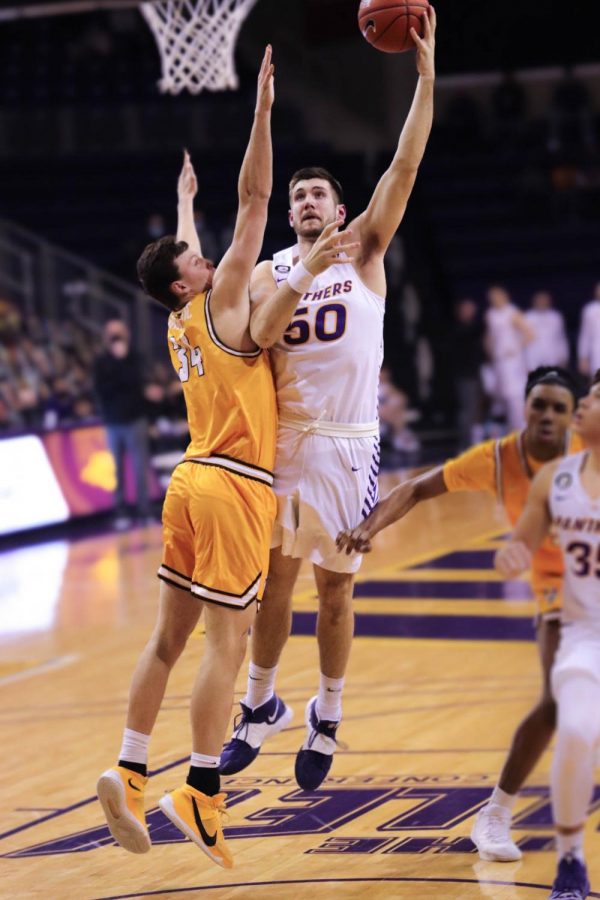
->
<box><xmin>495</xmin><ymin>374</ymin><xmax>600</xmax><ymax>900</ymax></box>
<box><xmin>97</xmin><ymin>47</ymin><xmax>276</xmax><ymax>869</ymax></box>
<box><xmin>337</xmin><ymin>367</ymin><xmax>582</xmax><ymax>861</ymax></box>
<box><xmin>220</xmin><ymin>6</ymin><xmax>436</xmax><ymax>790</ymax></box>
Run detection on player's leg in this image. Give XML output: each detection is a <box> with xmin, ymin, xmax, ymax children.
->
<box><xmin>548</xmin><ymin>670</ymin><xmax>600</xmax><ymax>899</ymax></box>
<box><xmin>220</xmin><ymin>546</ymin><xmax>300</xmax><ymax>774</ymax></box>
<box><xmin>471</xmin><ymin>617</ymin><xmax>560</xmax><ymax>861</ymax></box>
<box><xmin>97</xmin><ymin>581</ymin><xmax>201</xmax><ymax>854</ymax></box>
<box><xmin>159</xmin><ymin>600</ymin><xmax>257</xmax><ymax>869</ymax></box>
<box><xmin>159</xmin><ymin>466</ymin><xmax>276</xmax><ymax>865</ymax></box>
<box><xmin>295</xmin><ymin>565</ymin><xmax>354</xmax><ymax>791</ymax></box>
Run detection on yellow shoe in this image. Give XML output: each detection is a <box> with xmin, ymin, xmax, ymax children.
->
<box><xmin>97</xmin><ymin>766</ymin><xmax>150</xmax><ymax>854</ymax></box>
<box><xmin>158</xmin><ymin>785</ymin><xmax>233</xmax><ymax>868</ymax></box>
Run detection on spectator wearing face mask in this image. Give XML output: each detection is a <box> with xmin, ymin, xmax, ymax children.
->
<box><xmin>93</xmin><ymin>319</ymin><xmax>152</xmax><ymax>529</ymax></box>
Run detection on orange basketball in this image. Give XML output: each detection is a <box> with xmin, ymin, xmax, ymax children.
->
<box><xmin>358</xmin><ymin>0</ymin><xmax>429</xmax><ymax>54</ymax></box>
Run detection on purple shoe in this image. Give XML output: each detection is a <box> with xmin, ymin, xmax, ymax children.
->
<box><xmin>295</xmin><ymin>696</ymin><xmax>340</xmax><ymax>791</ymax></box>
<box><xmin>549</xmin><ymin>854</ymin><xmax>590</xmax><ymax>899</ymax></box>
<box><xmin>220</xmin><ymin>694</ymin><xmax>293</xmax><ymax>775</ymax></box>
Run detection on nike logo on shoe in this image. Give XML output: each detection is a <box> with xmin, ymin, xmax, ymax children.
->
<box><xmin>128</xmin><ymin>778</ymin><xmax>142</xmax><ymax>792</ymax></box>
<box><xmin>192</xmin><ymin>797</ymin><xmax>217</xmax><ymax>847</ymax></box>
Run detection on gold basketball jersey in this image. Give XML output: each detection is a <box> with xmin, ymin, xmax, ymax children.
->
<box><xmin>167</xmin><ymin>291</ymin><xmax>277</xmax><ymax>478</ymax></box>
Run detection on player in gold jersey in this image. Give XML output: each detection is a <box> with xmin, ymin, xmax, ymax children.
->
<box><xmin>96</xmin><ymin>48</ymin><xmax>277</xmax><ymax>869</ymax></box>
<box><xmin>337</xmin><ymin>367</ymin><xmax>582</xmax><ymax>862</ymax></box>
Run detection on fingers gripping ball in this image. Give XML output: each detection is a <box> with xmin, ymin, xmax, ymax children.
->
<box><xmin>358</xmin><ymin>0</ymin><xmax>429</xmax><ymax>53</ymax></box>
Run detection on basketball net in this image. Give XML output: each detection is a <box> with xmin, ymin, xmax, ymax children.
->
<box><xmin>140</xmin><ymin>0</ymin><xmax>258</xmax><ymax>95</ymax></box>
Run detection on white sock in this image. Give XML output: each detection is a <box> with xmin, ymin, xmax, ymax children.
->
<box><xmin>119</xmin><ymin>727</ymin><xmax>151</xmax><ymax>766</ymax></box>
<box><xmin>244</xmin><ymin>662</ymin><xmax>277</xmax><ymax>710</ymax></box>
<box><xmin>316</xmin><ymin>674</ymin><xmax>344</xmax><ymax>722</ymax></box>
<box><xmin>190</xmin><ymin>752</ymin><xmax>220</xmax><ymax>769</ymax></box>
<box><xmin>488</xmin><ymin>785</ymin><xmax>517</xmax><ymax>812</ymax></box>
<box><xmin>556</xmin><ymin>829</ymin><xmax>585</xmax><ymax>864</ymax></box>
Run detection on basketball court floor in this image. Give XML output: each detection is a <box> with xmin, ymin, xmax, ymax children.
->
<box><xmin>2</xmin><ymin>472</ymin><xmax>600</xmax><ymax>899</ymax></box>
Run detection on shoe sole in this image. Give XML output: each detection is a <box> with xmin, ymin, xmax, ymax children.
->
<box><xmin>97</xmin><ymin>772</ymin><xmax>150</xmax><ymax>854</ymax></box>
<box><xmin>470</xmin><ymin>826</ymin><xmax>522</xmax><ymax>862</ymax></box>
<box><xmin>158</xmin><ymin>794</ymin><xmax>233</xmax><ymax>869</ymax></box>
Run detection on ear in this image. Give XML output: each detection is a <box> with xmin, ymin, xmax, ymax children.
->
<box><xmin>288</xmin><ymin>209</ymin><xmax>294</xmax><ymax>229</ymax></box>
<box><xmin>336</xmin><ymin>204</ymin><xmax>347</xmax><ymax>224</ymax></box>
<box><xmin>171</xmin><ymin>280</ymin><xmax>187</xmax><ymax>298</ymax></box>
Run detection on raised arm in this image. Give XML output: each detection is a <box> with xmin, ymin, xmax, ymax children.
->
<box><xmin>249</xmin><ymin>221</ymin><xmax>360</xmax><ymax>348</ymax></box>
<box><xmin>336</xmin><ymin>465</ymin><xmax>447</xmax><ymax>554</ymax></box>
<box><xmin>351</xmin><ymin>6</ymin><xmax>435</xmax><ymax>257</ymax></box>
<box><xmin>211</xmin><ymin>46</ymin><xmax>274</xmax><ymax>310</ymax></box>
<box><xmin>176</xmin><ymin>149</ymin><xmax>201</xmax><ymax>254</ymax></box>
<box><xmin>495</xmin><ymin>463</ymin><xmax>555</xmax><ymax>578</ymax></box>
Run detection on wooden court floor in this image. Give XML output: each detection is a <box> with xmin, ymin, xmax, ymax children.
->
<box><xmin>2</xmin><ymin>474</ymin><xmax>600</xmax><ymax>899</ymax></box>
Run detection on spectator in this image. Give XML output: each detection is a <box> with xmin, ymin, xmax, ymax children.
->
<box><xmin>548</xmin><ymin>66</ymin><xmax>595</xmax><ymax>154</ymax></box>
<box><xmin>93</xmin><ymin>319</ymin><xmax>152</xmax><ymax>528</ymax></box>
<box><xmin>193</xmin><ymin>209</ymin><xmax>219</xmax><ymax>263</ymax></box>
<box><xmin>525</xmin><ymin>290</ymin><xmax>569</xmax><ymax>370</ymax></box>
<box><xmin>485</xmin><ymin>285</ymin><xmax>534</xmax><ymax>431</ymax></box>
<box><xmin>451</xmin><ymin>298</ymin><xmax>485</xmax><ymax>450</ymax></box>
<box><xmin>378</xmin><ymin>367</ymin><xmax>421</xmax><ymax>462</ymax></box>
<box><xmin>490</xmin><ymin>71</ymin><xmax>526</xmax><ymax>152</ymax></box>
<box><xmin>577</xmin><ymin>282</ymin><xmax>600</xmax><ymax>381</ymax></box>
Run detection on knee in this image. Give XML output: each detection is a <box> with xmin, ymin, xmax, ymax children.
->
<box><xmin>205</xmin><ymin>615</ymin><xmax>250</xmax><ymax>666</ymax></box>
<box><xmin>153</xmin><ymin>625</ymin><xmax>192</xmax><ymax>667</ymax></box>
<box><xmin>558</xmin><ymin>720</ymin><xmax>595</xmax><ymax>758</ymax></box>
<box><xmin>319</xmin><ymin>588</ymin><xmax>352</xmax><ymax>625</ymax></box>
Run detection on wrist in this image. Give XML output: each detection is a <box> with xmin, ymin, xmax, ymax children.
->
<box><xmin>287</xmin><ymin>260</ymin><xmax>314</xmax><ymax>294</ymax></box>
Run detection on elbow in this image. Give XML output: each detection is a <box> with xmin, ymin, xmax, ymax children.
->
<box><xmin>249</xmin><ymin>323</ymin><xmax>275</xmax><ymax>350</ymax></box>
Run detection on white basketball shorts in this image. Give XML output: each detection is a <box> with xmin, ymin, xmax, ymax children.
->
<box><xmin>271</xmin><ymin>425</ymin><xmax>380</xmax><ymax>574</ymax></box>
<box><xmin>552</xmin><ymin>621</ymin><xmax>600</xmax><ymax>698</ymax></box>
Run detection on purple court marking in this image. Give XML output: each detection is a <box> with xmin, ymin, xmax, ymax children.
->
<box><xmin>91</xmin><ymin>877</ymin><xmax>600</xmax><ymax>900</ymax></box>
<box><xmin>0</xmin><ymin>755</ymin><xmax>188</xmax><ymax>843</ymax></box>
<box><xmin>292</xmin><ymin>611</ymin><xmax>535</xmax><ymax>642</ymax></box>
<box><xmin>411</xmin><ymin>549</ymin><xmax>497</xmax><ymax>570</ymax></box>
<box><xmin>353</xmin><ymin>580</ymin><xmax>532</xmax><ymax>599</ymax></box>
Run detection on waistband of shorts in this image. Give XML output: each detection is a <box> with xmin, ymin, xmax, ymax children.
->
<box><xmin>279</xmin><ymin>414</ymin><xmax>379</xmax><ymax>439</ymax></box>
<box><xmin>181</xmin><ymin>454</ymin><xmax>274</xmax><ymax>486</ymax></box>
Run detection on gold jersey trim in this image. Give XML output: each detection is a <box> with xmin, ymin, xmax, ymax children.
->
<box><xmin>204</xmin><ymin>291</ymin><xmax>262</xmax><ymax>358</ymax></box>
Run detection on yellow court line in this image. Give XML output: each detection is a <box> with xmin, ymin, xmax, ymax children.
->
<box><xmin>0</xmin><ymin>654</ymin><xmax>79</xmax><ymax>688</ymax></box>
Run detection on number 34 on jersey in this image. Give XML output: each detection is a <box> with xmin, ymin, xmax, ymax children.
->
<box><xmin>169</xmin><ymin>336</ymin><xmax>204</xmax><ymax>382</ymax></box>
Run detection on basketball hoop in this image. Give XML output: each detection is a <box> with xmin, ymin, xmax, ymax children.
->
<box><xmin>140</xmin><ymin>0</ymin><xmax>259</xmax><ymax>95</ymax></box>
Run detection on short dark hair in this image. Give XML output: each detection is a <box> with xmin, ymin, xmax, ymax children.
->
<box><xmin>525</xmin><ymin>366</ymin><xmax>578</xmax><ymax>404</ymax></box>
<box><xmin>592</xmin><ymin>369</ymin><xmax>600</xmax><ymax>386</ymax></box>
<box><xmin>136</xmin><ymin>236</ymin><xmax>188</xmax><ymax>310</ymax></box>
<box><xmin>288</xmin><ymin>167</ymin><xmax>344</xmax><ymax>205</ymax></box>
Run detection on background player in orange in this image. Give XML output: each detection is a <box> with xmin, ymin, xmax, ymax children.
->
<box><xmin>337</xmin><ymin>366</ymin><xmax>581</xmax><ymax>862</ymax></box>
<box><xmin>97</xmin><ymin>47</ymin><xmax>277</xmax><ymax>869</ymax></box>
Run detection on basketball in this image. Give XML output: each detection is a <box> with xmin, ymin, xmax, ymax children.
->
<box><xmin>358</xmin><ymin>0</ymin><xmax>430</xmax><ymax>54</ymax></box>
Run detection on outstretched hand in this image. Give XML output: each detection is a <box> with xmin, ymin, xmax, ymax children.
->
<box><xmin>255</xmin><ymin>44</ymin><xmax>275</xmax><ymax>113</ymax></box>
<box><xmin>411</xmin><ymin>5</ymin><xmax>436</xmax><ymax>79</ymax></box>
<box><xmin>303</xmin><ymin>220</ymin><xmax>360</xmax><ymax>277</ymax></box>
<box><xmin>336</xmin><ymin>524</ymin><xmax>373</xmax><ymax>556</ymax></box>
<box><xmin>494</xmin><ymin>541</ymin><xmax>532</xmax><ymax>578</ymax></box>
<box><xmin>178</xmin><ymin>149</ymin><xmax>198</xmax><ymax>201</ymax></box>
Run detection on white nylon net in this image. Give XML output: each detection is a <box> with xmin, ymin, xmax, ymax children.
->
<box><xmin>140</xmin><ymin>0</ymin><xmax>258</xmax><ymax>95</ymax></box>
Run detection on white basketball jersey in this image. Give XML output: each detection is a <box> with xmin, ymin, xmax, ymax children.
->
<box><xmin>549</xmin><ymin>452</ymin><xmax>600</xmax><ymax>626</ymax></box>
<box><xmin>486</xmin><ymin>304</ymin><xmax>525</xmax><ymax>362</ymax></box>
<box><xmin>271</xmin><ymin>245</ymin><xmax>385</xmax><ymax>423</ymax></box>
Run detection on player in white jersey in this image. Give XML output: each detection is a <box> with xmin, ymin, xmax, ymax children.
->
<box><xmin>220</xmin><ymin>8</ymin><xmax>436</xmax><ymax>788</ymax></box>
<box><xmin>495</xmin><ymin>372</ymin><xmax>600</xmax><ymax>899</ymax></box>
<box><xmin>485</xmin><ymin>285</ymin><xmax>534</xmax><ymax>431</ymax></box>
<box><xmin>577</xmin><ymin>282</ymin><xmax>600</xmax><ymax>380</ymax></box>
<box><xmin>525</xmin><ymin>291</ymin><xmax>569</xmax><ymax>371</ymax></box>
